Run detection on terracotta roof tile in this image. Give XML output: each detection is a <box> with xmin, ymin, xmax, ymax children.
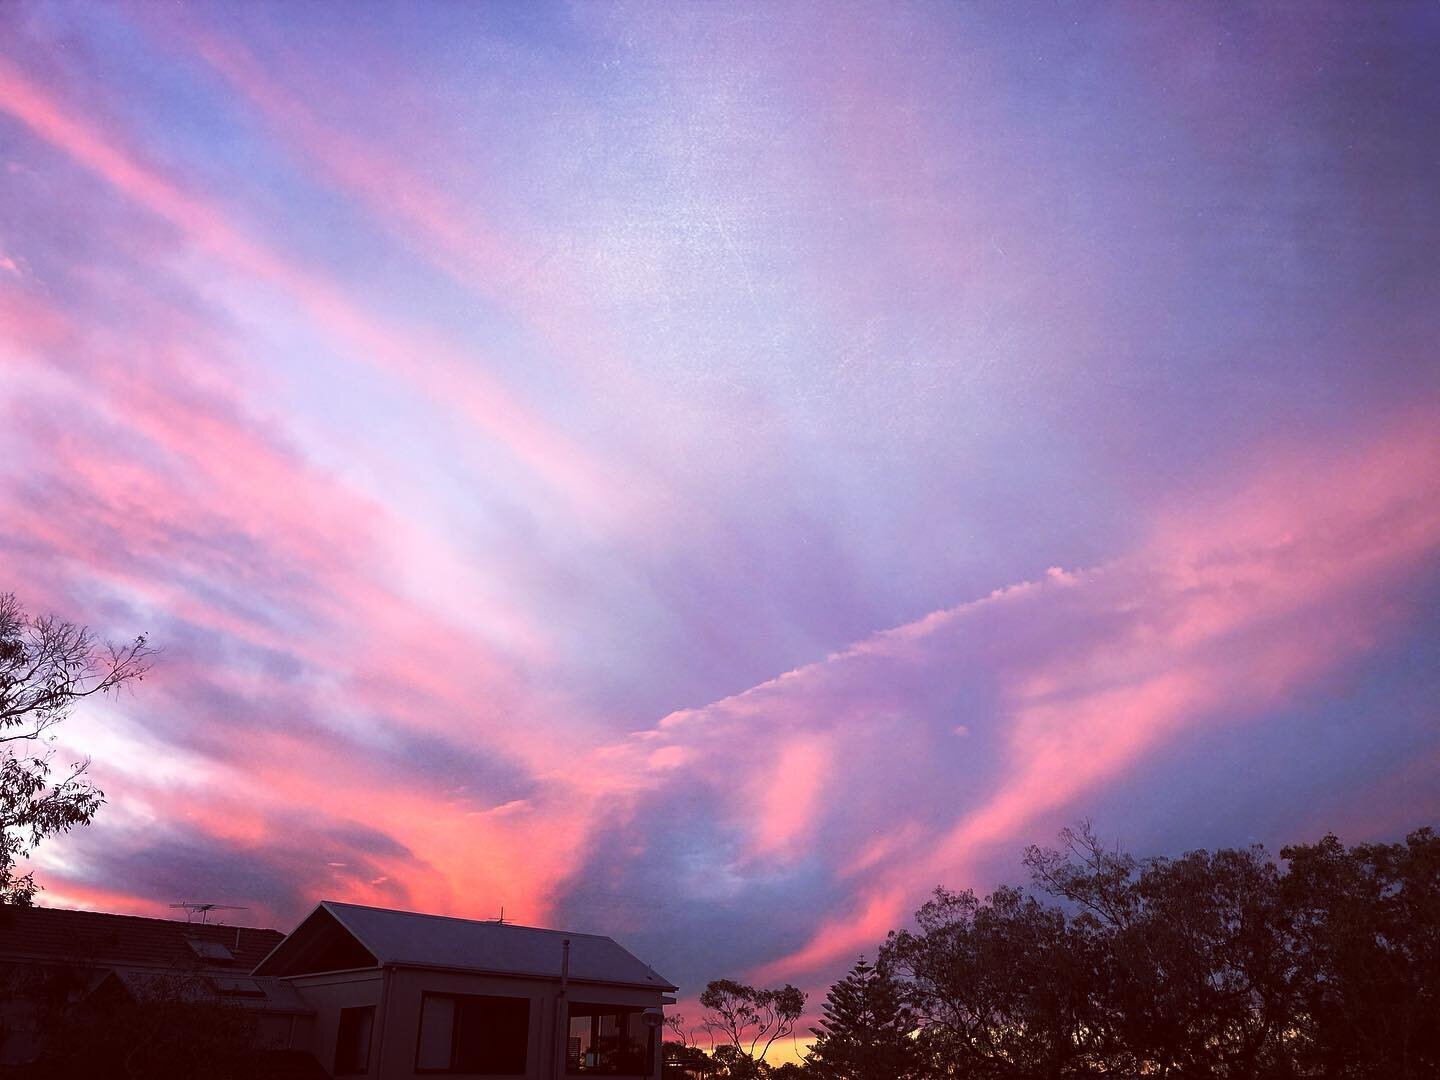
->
<box><xmin>0</xmin><ymin>905</ymin><xmax>284</xmax><ymax>973</ymax></box>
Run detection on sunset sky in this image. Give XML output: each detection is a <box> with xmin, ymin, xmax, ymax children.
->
<box><xmin>2</xmin><ymin>0</ymin><xmax>1438</xmax><ymax>1041</ymax></box>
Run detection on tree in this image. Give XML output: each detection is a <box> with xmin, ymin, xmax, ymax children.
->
<box><xmin>1025</xmin><ymin>823</ymin><xmax>1297</xmax><ymax>1078</ymax></box>
<box><xmin>882</xmin><ymin>884</ymin><xmax>1106</xmax><ymax>1079</ymax></box>
<box><xmin>1281</xmin><ymin>827</ymin><xmax>1440</xmax><ymax>1079</ymax></box>
<box><xmin>700</xmin><ymin>979</ymin><xmax>806</xmax><ymax>1078</ymax></box>
<box><xmin>21</xmin><ymin>963</ymin><xmax>269</xmax><ymax>1080</ymax></box>
<box><xmin>663</xmin><ymin>1039</ymin><xmax>719</xmax><ymax>1078</ymax></box>
<box><xmin>806</xmin><ymin>956</ymin><xmax>918</xmax><ymax>1080</ymax></box>
<box><xmin>1</xmin><ymin>592</ymin><xmax>154</xmax><ymax>904</ymax></box>
<box><xmin>664</xmin><ymin>1013</ymin><xmax>719</xmax><ymax>1078</ymax></box>
<box><xmin>781</xmin><ymin>821</ymin><xmax>1440</xmax><ymax>1080</ymax></box>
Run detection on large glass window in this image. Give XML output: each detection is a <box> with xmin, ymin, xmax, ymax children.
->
<box><xmin>335</xmin><ymin>1005</ymin><xmax>375</xmax><ymax>1075</ymax></box>
<box><xmin>415</xmin><ymin>992</ymin><xmax>530</xmax><ymax>1074</ymax></box>
<box><xmin>566</xmin><ymin>1004</ymin><xmax>655</xmax><ymax>1075</ymax></box>
<box><xmin>417</xmin><ymin>995</ymin><xmax>457</xmax><ymax>1070</ymax></box>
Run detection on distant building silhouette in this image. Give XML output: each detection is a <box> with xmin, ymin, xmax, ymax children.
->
<box><xmin>2</xmin><ymin>900</ymin><xmax>677</xmax><ymax>1079</ymax></box>
<box><xmin>0</xmin><ymin>904</ymin><xmax>317</xmax><ymax>1075</ymax></box>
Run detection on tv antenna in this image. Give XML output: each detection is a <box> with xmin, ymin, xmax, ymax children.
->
<box><xmin>171</xmin><ymin>902</ymin><xmax>248</xmax><ymax>924</ymax></box>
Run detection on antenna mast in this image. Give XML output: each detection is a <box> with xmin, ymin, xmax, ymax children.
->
<box><xmin>170</xmin><ymin>901</ymin><xmax>248</xmax><ymax>925</ymax></box>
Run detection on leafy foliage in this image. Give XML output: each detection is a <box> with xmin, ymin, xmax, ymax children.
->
<box><xmin>682</xmin><ymin>824</ymin><xmax>1437</xmax><ymax>1080</ymax></box>
<box><xmin>884</xmin><ymin>884</ymin><xmax>1106</xmax><ymax>1078</ymax></box>
<box><xmin>769</xmin><ymin>1064</ymin><xmax>808</xmax><ymax>1079</ymax></box>
<box><xmin>699</xmin><ymin>979</ymin><xmax>806</xmax><ymax>1077</ymax></box>
<box><xmin>16</xmin><ymin>963</ymin><xmax>271</xmax><ymax>1080</ymax></box>
<box><xmin>806</xmin><ymin>956</ymin><xmax>918</xmax><ymax>1080</ymax></box>
<box><xmin>0</xmin><ymin>593</ymin><xmax>155</xmax><ymax>904</ymax></box>
<box><xmin>1281</xmin><ymin>828</ymin><xmax>1440</xmax><ymax>1077</ymax></box>
<box><xmin>663</xmin><ymin>1037</ymin><xmax>719</xmax><ymax>1077</ymax></box>
<box><xmin>873</xmin><ymin>821</ymin><xmax>1440</xmax><ymax>1080</ymax></box>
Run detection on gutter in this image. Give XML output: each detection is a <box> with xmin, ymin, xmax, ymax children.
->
<box><xmin>380</xmin><ymin>959</ymin><xmax>675</xmax><ymax>993</ymax></box>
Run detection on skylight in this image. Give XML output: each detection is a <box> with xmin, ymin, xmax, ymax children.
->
<box><xmin>186</xmin><ymin>939</ymin><xmax>235</xmax><ymax>963</ymax></box>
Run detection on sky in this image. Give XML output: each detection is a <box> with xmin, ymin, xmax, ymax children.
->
<box><xmin>2</xmin><ymin>0</ymin><xmax>1439</xmax><ymax>1047</ymax></box>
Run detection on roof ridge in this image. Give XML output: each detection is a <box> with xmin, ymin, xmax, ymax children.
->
<box><xmin>18</xmin><ymin>905</ymin><xmax>279</xmax><ymax>934</ymax></box>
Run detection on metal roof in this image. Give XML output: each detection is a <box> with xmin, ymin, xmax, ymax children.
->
<box><xmin>262</xmin><ymin>901</ymin><xmax>677</xmax><ymax>991</ymax></box>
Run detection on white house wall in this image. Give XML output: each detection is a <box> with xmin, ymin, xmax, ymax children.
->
<box><xmin>285</xmin><ymin>968</ymin><xmax>383</xmax><ymax>1076</ymax></box>
<box><xmin>369</xmin><ymin>967</ymin><xmax>665</xmax><ymax>1080</ymax></box>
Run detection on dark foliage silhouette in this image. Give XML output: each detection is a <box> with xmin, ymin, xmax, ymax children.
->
<box><xmin>872</xmin><ymin>822</ymin><xmax>1440</xmax><ymax>1079</ymax></box>
<box><xmin>806</xmin><ymin>956</ymin><xmax>919</xmax><ymax>1080</ymax></box>
<box><xmin>700</xmin><ymin>979</ymin><xmax>806</xmax><ymax>1078</ymax></box>
<box><xmin>0</xmin><ymin>592</ymin><xmax>155</xmax><ymax>904</ymax></box>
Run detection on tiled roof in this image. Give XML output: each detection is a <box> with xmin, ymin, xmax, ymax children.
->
<box><xmin>107</xmin><ymin>966</ymin><xmax>313</xmax><ymax>1014</ymax></box>
<box><xmin>0</xmin><ymin>904</ymin><xmax>284</xmax><ymax>972</ymax></box>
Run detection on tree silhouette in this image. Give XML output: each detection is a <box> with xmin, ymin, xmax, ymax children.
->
<box><xmin>874</xmin><ymin>821</ymin><xmax>1440</xmax><ymax>1079</ymax></box>
<box><xmin>700</xmin><ymin>979</ymin><xmax>806</xmax><ymax>1077</ymax></box>
<box><xmin>1024</xmin><ymin>822</ymin><xmax>1299</xmax><ymax>1076</ymax></box>
<box><xmin>1281</xmin><ymin>827</ymin><xmax>1440</xmax><ymax>1079</ymax></box>
<box><xmin>883</xmin><ymin>883</ymin><xmax>1104</xmax><ymax>1078</ymax></box>
<box><xmin>1</xmin><ymin>593</ymin><xmax>155</xmax><ymax>904</ymax></box>
<box><xmin>807</xmin><ymin>956</ymin><xmax>918</xmax><ymax>1080</ymax></box>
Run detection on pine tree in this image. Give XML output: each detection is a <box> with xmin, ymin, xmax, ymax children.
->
<box><xmin>807</xmin><ymin>956</ymin><xmax>918</xmax><ymax>1080</ymax></box>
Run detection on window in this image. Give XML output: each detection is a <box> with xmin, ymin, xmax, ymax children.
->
<box><xmin>566</xmin><ymin>1004</ymin><xmax>655</xmax><ymax>1075</ymax></box>
<box><xmin>209</xmin><ymin>976</ymin><xmax>267</xmax><ymax>999</ymax></box>
<box><xmin>415</xmin><ymin>992</ymin><xmax>530</xmax><ymax>1074</ymax></box>
<box><xmin>335</xmin><ymin>1005</ymin><xmax>375</xmax><ymax>1075</ymax></box>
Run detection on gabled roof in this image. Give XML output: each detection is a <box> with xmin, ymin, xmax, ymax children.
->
<box><xmin>254</xmin><ymin>901</ymin><xmax>677</xmax><ymax>991</ymax></box>
<box><xmin>0</xmin><ymin>905</ymin><xmax>284</xmax><ymax>972</ymax></box>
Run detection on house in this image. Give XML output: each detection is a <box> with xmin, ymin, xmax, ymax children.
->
<box><xmin>254</xmin><ymin>901</ymin><xmax>679</xmax><ymax>1080</ymax></box>
<box><xmin>0</xmin><ymin>904</ymin><xmax>320</xmax><ymax>1075</ymax></box>
<box><xmin>1</xmin><ymin>900</ymin><xmax>677</xmax><ymax>1079</ymax></box>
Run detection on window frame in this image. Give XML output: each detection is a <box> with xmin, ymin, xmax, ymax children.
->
<box><xmin>413</xmin><ymin>990</ymin><xmax>532</xmax><ymax>1076</ymax></box>
<box><xmin>334</xmin><ymin>1004</ymin><xmax>376</xmax><ymax>1076</ymax></box>
<box><xmin>564</xmin><ymin>1002</ymin><xmax>657</xmax><ymax>1076</ymax></box>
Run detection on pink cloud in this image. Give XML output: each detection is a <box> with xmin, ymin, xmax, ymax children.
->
<box><xmin>748</xmin><ymin>736</ymin><xmax>834</xmax><ymax>862</ymax></box>
<box><xmin>0</xmin><ymin>57</ymin><xmax>618</xmax><ymax>519</ymax></box>
<box><xmin>595</xmin><ymin>409</ymin><xmax>1440</xmax><ymax>985</ymax></box>
<box><xmin>0</xmin><ymin>285</ymin><xmax>71</xmax><ymax>355</ymax></box>
<box><xmin>138</xmin><ymin>16</ymin><xmax>681</xmax><ymax>519</ymax></box>
<box><xmin>170</xmin><ymin>22</ymin><xmax>524</xmax><ymax>304</ymax></box>
<box><xmin>3</xmin><ymin>328</ymin><xmax>612</xmax><ymax>948</ymax></box>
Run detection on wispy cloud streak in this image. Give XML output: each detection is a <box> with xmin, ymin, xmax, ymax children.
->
<box><xmin>0</xmin><ymin>57</ymin><xmax>616</xmax><ymax>516</ymax></box>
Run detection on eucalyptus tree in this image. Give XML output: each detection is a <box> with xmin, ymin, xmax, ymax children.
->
<box><xmin>700</xmin><ymin>978</ymin><xmax>806</xmax><ymax>1078</ymax></box>
<box><xmin>1</xmin><ymin>592</ymin><xmax>154</xmax><ymax>904</ymax></box>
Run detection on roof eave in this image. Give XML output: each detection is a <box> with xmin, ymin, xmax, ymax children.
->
<box><xmin>386</xmin><ymin>959</ymin><xmax>677</xmax><ymax>993</ymax></box>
